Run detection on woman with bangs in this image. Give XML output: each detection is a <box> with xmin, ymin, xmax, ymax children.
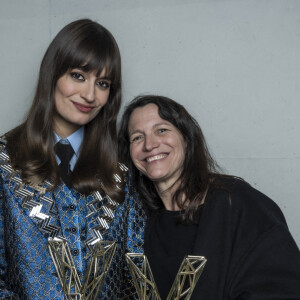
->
<box><xmin>0</xmin><ymin>19</ymin><xmax>138</xmax><ymax>299</ymax></box>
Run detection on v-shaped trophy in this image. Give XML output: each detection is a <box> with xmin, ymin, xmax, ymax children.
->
<box><xmin>48</xmin><ymin>237</ymin><xmax>116</xmax><ymax>300</ymax></box>
<box><xmin>126</xmin><ymin>253</ymin><xmax>207</xmax><ymax>300</ymax></box>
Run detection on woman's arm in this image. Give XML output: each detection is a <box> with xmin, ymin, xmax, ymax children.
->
<box><xmin>228</xmin><ymin>223</ymin><xmax>300</xmax><ymax>299</ymax></box>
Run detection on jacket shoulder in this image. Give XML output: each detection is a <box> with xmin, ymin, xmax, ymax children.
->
<box><xmin>209</xmin><ymin>176</ymin><xmax>287</xmax><ymax>227</ymax></box>
<box><xmin>0</xmin><ymin>136</ymin><xmax>8</xmax><ymax>158</ymax></box>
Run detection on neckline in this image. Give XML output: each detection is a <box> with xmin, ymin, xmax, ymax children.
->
<box><xmin>161</xmin><ymin>204</ymin><xmax>204</xmax><ymax>215</ymax></box>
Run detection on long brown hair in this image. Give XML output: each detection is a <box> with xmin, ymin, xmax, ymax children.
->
<box><xmin>6</xmin><ymin>19</ymin><xmax>123</xmax><ymax>201</ymax></box>
<box><xmin>118</xmin><ymin>95</ymin><xmax>224</xmax><ymax>221</ymax></box>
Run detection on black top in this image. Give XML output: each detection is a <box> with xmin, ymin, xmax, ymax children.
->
<box><xmin>145</xmin><ymin>208</ymin><xmax>203</xmax><ymax>299</ymax></box>
<box><xmin>142</xmin><ymin>178</ymin><xmax>300</xmax><ymax>299</ymax></box>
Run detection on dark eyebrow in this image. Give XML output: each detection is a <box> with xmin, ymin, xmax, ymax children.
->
<box><xmin>97</xmin><ymin>76</ymin><xmax>111</xmax><ymax>81</ymax></box>
<box><xmin>71</xmin><ymin>66</ymin><xmax>87</xmax><ymax>72</ymax></box>
<box><xmin>129</xmin><ymin>129</ymin><xmax>143</xmax><ymax>137</ymax></box>
<box><xmin>152</xmin><ymin>122</ymin><xmax>171</xmax><ymax>128</ymax></box>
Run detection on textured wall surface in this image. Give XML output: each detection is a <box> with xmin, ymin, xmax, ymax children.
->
<box><xmin>0</xmin><ymin>0</ymin><xmax>299</xmax><ymax>246</ymax></box>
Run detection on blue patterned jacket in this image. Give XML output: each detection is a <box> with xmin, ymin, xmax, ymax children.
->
<box><xmin>0</xmin><ymin>138</ymin><xmax>145</xmax><ymax>299</ymax></box>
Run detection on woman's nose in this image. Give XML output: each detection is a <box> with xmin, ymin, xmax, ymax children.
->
<box><xmin>81</xmin><ymin>82</ymin><xmax>95</xmax><ymax>102</ymax></box>
<box><xmin>143</xmin><ymin>135</ymin><xmax>159</xmax><ymax>151</ymax></box>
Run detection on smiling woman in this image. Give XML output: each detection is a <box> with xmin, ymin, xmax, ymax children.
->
<box><xmin>118</xmin><ymin>95</ymin><xmax>300</xmax><ymax>300</ymax></box>
<box><xmin>54</xmin><ymin>68</ymin><xmax>111</xmax><ymax>137</ymax></box>
<box><xmin>0</xmin><ymin>19</ymin><xmax>140</xmax><ymax>299</ymax></box>
<box><xmin>128</xmin><ymin>103</ymin><xmax>187</xmax><ymax>210</ymax></box>
<box><xmin>5</xmin><ymin>19</ymin><xmax>122</xmax><ymax>194</ymax></box>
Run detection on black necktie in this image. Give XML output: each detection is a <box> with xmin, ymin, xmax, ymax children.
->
<box><xmin>54</xmin><ymin>141</ymin><xmax>74</xmax><ymax>188</ymax></box>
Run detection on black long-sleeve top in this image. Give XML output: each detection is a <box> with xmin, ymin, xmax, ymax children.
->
<box><xmin>145</xmin><ymin>178</ymin><xmax>300</xmax><ymax>299</ymax></box>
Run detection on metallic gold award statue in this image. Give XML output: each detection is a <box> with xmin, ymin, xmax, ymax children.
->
<box><xmin>126</xmin><ymin>253</ymin><xmax>207</xmax><ymax>300</ymax></box>
<box><xmin>46</xmin><ymin>169</ymin><xmax>125</xmax><ymax>299</ymax></box>
<box><xmin>48</xmin><ymin>238</ymin><xmax>116</xmax><ymax>300</ymax></box>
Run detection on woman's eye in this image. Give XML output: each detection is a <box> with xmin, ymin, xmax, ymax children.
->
<box><xmin>157</xmin><ymin>128</ymin><xmax>167</xmax><ymax>134</ymax></box>
<box><xmin>130</xmin><ymin>135</ymin><xmax>143</xmax><ymax>143</ymax></box>
<box><xmin>71</xmin><ymin>72</ymin><xmax>85</xmax><ymax>81</ymax></box>
<box><xmin>97</xmin><ymin>81</ymin><xmax>111</xmax><ymax>89</ymax></box>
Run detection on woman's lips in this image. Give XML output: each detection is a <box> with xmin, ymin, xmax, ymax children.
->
<box><xmin>73</xmin><ymin>101</ymin><xmax>94</xmax><ymax>113</ymax></box>
<box><xmin>146</xmin><ymin>154</ymin><xmax>167</xmax><ymax>162</ymax></box>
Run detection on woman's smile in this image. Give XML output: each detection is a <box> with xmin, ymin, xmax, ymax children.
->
<box><xmin>72</xmin><ymin>101</ymin><xmax>95</xmax><ymax>113</ymax></box>
<box><xmin>145</xmin><ymin>153</ymin><xmax>168</xmax><ymax>163</ymax></box>
<box><xmin>129</xmin><ymin>103</ymin><xmax>186</xmax><ymax>188</ymax></box>
<box><xmin>53</xmin><ymin>68</ymin><xmax>110</xmax><ymax>137</ymax></box>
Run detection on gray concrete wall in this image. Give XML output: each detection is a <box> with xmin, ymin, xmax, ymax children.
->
<box><xmin>1</xmin><ymin>0</ymin><xmax>299</xmax><ymax>246</ymax></box>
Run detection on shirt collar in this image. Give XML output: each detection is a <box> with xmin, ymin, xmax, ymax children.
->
<box><xmin>54</xmin><ymin>126</ymin><xmax>84</xmax><ymax>158</ymax></box>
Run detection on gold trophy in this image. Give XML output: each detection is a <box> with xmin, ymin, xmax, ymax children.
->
<box><xmin>48</xmin><ymin>237</ymin><xmax>116</xmax><ymax>300</ymax></box>
<box><xmin>126</xmin><ymin>253</ymin><xmax>206</xmax><ymax>300</ymax></box>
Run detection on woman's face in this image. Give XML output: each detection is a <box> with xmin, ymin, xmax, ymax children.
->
<box><xmin>53</xmin><ymin>68</ymin><xmax>111</xmax><ymax>138</ymax></box>
<box><xmin>128</xmin><ymin>103</ymin><xmax>186</xmax><ymax>189</ymax></box>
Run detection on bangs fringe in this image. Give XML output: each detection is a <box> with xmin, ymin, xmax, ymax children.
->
<box><xmin>64</xmin><ymin>38</ymin><xmax>118</xmax><ymax>83</ymax></box>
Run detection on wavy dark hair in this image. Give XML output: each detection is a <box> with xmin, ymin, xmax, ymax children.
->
<box><xmin>6</xmin><ymin>19</ymin><xmax>124</xmax><ymax>201</ymax></box>
<box><xmin>118</xmin><ymin>95</ymin><xmax>223</xmax><ymax>222</ymax></box>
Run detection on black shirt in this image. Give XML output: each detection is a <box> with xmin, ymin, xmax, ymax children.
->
<box><xmin>141</xmin><ymin>178</ymin><xmax>300</xmax><ymax>299</ymax></box>
<box><xmin>145</xmin><ymin>208</ymin><xmax>203</xmax><ymax>299</ymax></box>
